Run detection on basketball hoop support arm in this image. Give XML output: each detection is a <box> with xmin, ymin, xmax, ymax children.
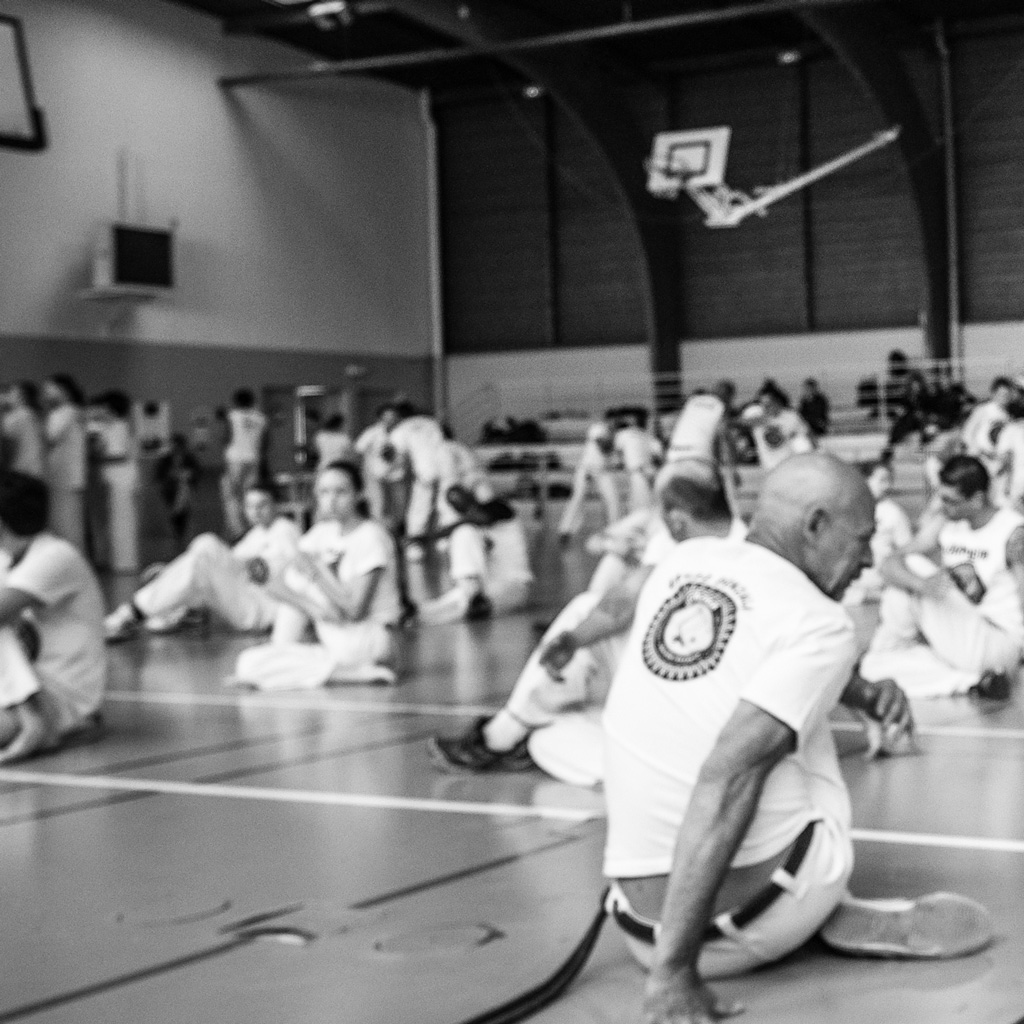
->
<box><xmin>687</xmin><ymin>125</ymin><xmax>900</xmax><ymax>227</ymax></box>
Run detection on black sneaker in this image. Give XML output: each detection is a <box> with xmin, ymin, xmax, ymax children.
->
<box><xmin>427</xmin><ymin>717</ymin><xmax>535</xmax><ymax>774</ymax></box>
<box><xmin>969</xmin><ymin>670</ymin><xmax>1013</xmax><ymax>702</ymax></box>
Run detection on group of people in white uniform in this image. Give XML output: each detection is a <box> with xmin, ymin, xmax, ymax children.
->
<box><xmin>0</xmin><ymin>373</ymin><xmax>1017</xmax><ymax>1014</ymax></box>
<box><xmin>432</xmin><ymin>381</ymin><xmax>1005</xmax><ymax>1013</ymax></box>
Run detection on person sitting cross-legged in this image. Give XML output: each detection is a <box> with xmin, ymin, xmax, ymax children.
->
<box><xmin>859</xmin><ymin>453</ymin><xmax>1024</xmax><ymax>700</ymax></box>
<box><xmin>105</xmin><ymin>479</ymin><xmax>300</xmax><ymax>641</ymax></box>
<box><xmin>231</xmin><ymin>461</ymin><xmax>401</xmax><ymax>690</ymax></box>
<box><xmin>428</xmin><ymin>460</ymin><xmax>743</xmax><ymax>785</ymax></box>
<box><xmin>0</xmin><ymin>471</ymin><xmax>106</xmax><ymax>764</ymax></box>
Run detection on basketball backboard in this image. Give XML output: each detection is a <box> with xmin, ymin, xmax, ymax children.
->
<box><xmin>646</xmin><ymin>126</ymin><xmax>731</xmax><ymax>198</ymax></box>
<box><xmin>0</xmin><ymin>15</ymin><xmax>45</xmax><ymax>150</ymax></box>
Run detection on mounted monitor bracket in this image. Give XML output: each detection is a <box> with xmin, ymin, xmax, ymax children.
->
<box><xmin>0</xmin><ymin>15</ymin><xmax>46</xmax><ymax>151</ymax></box>
<box><xmin>646</xmin><ymin>124</ymin><xmax>900</xmax><ymax>228</ymax></box>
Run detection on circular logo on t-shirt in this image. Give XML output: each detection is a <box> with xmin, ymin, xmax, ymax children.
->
<box><xmin>642</xmin><ymin>582</ymin><xmax>737</xmax><ymax>681</ymax></box>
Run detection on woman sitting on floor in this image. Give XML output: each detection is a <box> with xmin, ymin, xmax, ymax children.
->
<box><xmin>231</xmin><ymin>461</ymin><xmax>401</xmax><ymax>689</ymax></box>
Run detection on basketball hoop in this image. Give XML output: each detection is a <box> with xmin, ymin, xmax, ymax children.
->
<box><xmin>646</xmin><ymin>124</ymin><xmax>901</xmax><ymax>228</ymax></box>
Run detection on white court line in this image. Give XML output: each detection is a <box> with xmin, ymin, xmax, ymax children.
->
<box><xmin>2</xmin><ymin>768</ymin><xmax>1024</xmax><ymax>853</ymax></box>
<box><xmin>831</xmin><ymin>721</ymin><xmax>1024</xmax><ymax>741</ymax></box>
<box><xmin>850</xmin><ymin>828</ymin><xmax>1024</xmax><ymax>855</ymax></box>
<box><xmin>106</xmin><ymin>692</ymin><xmax>1024</xmax><ymax>741</ymax></box>
<box><xmin>0</xmin><ymin>769</ymin><xmax>600</xmax><ymax>823</ymax></box>
<box><xmin>104</xmin><ymin>690</ymin><xmax>499</xmax><ymax>718</ymax></box>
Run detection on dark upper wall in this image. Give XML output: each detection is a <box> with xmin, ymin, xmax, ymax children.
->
<box><xmin>436</xmin><ymin>30</ymin><xmax>1024</xmax><ymax>354</ymax></box>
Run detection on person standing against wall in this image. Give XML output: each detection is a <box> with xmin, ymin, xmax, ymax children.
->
<box><xmin>97</xmin><ymin>391</ymin><xmax>140</xmax><ymax>573</ymax></box>
<box><xmin>42</xmin><ymin>374</ymin><xmax>87</xmax><ymax>551</ymax></box>
<box><xmin>1</xmin><ymin>383</ymin><xmax>45</xmax><ymax>478</ymax></box>
<box><xmin>222</xmin><ymin>388</ymin><xmax>268</xmax><ymax>540</ymax></box>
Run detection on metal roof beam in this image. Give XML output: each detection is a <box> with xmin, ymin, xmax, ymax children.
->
<box><xmin>220</xmin><ymin>0</ymin><xmax>882</xmax><ymax>88</ymax></box>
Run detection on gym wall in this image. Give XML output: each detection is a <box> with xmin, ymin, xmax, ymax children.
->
<box><xmin>438</xmin><ymin>28</ymin><xmax>1024</xmax><ymax>436</ymax></box>
<box><xmin>0</xmin><ymin>0</ymin><xmax>435</xmax><ymax>423</ymax></box>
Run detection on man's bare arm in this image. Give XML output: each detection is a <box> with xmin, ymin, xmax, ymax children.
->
<box><xmin>878</xmin><ymin>514</ymin><xmax>947</xmax><ymax>596</ymax></box>
<box><xmin>538</xmin><ymin>565</ymin><xmax>654</xmax><ymax>677</ymax></box>
<box><xmin>641</xmin><ymin>701</ymin><xmax>795</xmax><ymax>1024</ymax></box>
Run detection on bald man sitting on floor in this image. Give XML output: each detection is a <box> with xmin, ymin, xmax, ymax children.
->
<box><xmin>601</xmin><ymin>455</ymin><xmax>991</xmax><ymax>1024</ymax></box>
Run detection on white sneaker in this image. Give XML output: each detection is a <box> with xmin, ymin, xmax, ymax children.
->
<box><xmin>821</xmin><ymin>892</ymin><xmax>993</xmax><ymax>959</ymax></box>
<box><xmin>104</xmin><ymin>606</ymin><xmax>139</xmax><ymax>643</ymax></box>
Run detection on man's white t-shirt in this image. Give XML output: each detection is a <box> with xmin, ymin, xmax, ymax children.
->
<box><xmin>389</xmin><ymin>416</ymin><xmax>446</xmax><ymax>482</ymax></box>
<box><xmin>45</xmin><ymin>405</ymin><xmax>87</xmax><ymax>491</ymax></box>
<box><xmin>872</xmin><ymin>497</ymin><xmax>913</xmax><ymax>567</ymax></box>
<box><xmin>603</xmin><ymin>537</ymin><xmax>857</xmax><ymax>879</ymax></box>
<box><xmin>614</xmin><ymin>427</ymin><xmax>662</xmax><ymax>474</ymax></box>
<box><xmin>225</xmin><ymin>409</ymin><xmax>267</xmax><ymax>465</ymax></box>
<box><xmin>2</xmin><ymin>534</ymin><xmax>106</xmax><ymax>732</ymax></box>
<box><xmin>639</xmin><ymin>516</ymin><xmax>747</xmax><ymax>568</ymax></box>
<box><xmin>98</xmin><ymin>419</ymin><xmax>139</xmax><ymax>488</ymax></box>
<box><xmin>3</xmin><ymin>407</ymin><xmax>45</xmax><ymax>477</ymax></box>
<box><xmin>297</xmin><ymin>519</ymin><xmax>401</xmax><ymax>626</ymax></box>
<box><xmin>939</xmin><ymin>507</ymin><xmax>1024</xmax><ymax>640</ymax></box>
<box><xmin>314</xmin><ymin>429</ymin><xmax>355</xmax><ymax>467</ymax></box>
<box><xmin>233</xmin><ymin>517</ymin><xmax>302</xmax><ymax>577</ymax></box>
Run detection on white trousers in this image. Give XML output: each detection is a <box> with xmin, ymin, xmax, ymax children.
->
<box><xmin>134</xmin><ymin>534</ymin><xmax>277</xmax><ymax>632</ymax></box>
<box><xmin>505</xmin><ymin>591</ymin><xmax>625</xmax><ymax>786</ymax></box>
<box><xmin>616</xmin><ymin>817</ymin><xmax>854</xmax><ymax>979</ymax></box>
<box><xmin>0</xmin><ymin>628</ymin><xmax>88</xmax><ymax>735</ymax></box>
<box><xmin>104</xmin><ymin>475</ymin><xmax>139</xmax><ymax>573</ymax></box>
<box><xmin>626</xmin><ymin>469</ymin><xmax>655</xmax><ymax>515</ymax></box>
<box><xmin>558</xmin><ymin>466</ymin><xmax>621</xmax><ymax>537</ymax></box>
<box><xmin>234</xmin><ymin>621</ymin><xmax>393</xmax><ymax>690</ymax></box>
<box><xmin>406</xmin><ymin>476</ymin><xmax>439</xmax><ymax>539</ymax></box>
<box><xmin>447</xmin><ymin>524</ymin><xmax>532</xmax><ymax>613</ymax></box>
<box><xmin>860</xmin><ymin>555</ymin><xmax>1023</xmax><ymax>697</ymax></box>
<box><xmin>49</xmin><ymin>488</ymin><xmax>85</xmax><ymax>551</ymax></box>
<box><xmin>222</xmin><ymin>459</ymin><xmax>258</xmax><ymax>538</ymax></box>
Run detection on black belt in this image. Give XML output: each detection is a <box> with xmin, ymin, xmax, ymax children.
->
<box><xmin>610</xmin><ymin>819</ymin><xmax>820</xmax><ymax>945</ymax></box>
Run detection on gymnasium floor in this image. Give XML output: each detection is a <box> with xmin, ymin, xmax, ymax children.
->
<box><xmin>2</xmin><ymin>497</ymin><xmax>1024</xmax><ymax>1024</ymax></box>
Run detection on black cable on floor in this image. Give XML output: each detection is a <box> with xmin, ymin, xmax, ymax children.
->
<box><xmin>455</xmin><ymin>891</ymin><xmax>609</xmax><ymax>1024</ymax></box>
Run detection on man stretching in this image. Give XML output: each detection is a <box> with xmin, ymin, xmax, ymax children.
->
<box><xmin>429</xmin><ymin>461</ymin><xmax>740</xmax><ymax>785</ymax></box>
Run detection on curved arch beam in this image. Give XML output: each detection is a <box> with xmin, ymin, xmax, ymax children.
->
<box><xmin>798</xmin><ymin>8</ymin><xmax>950</xmax><ymax>359</ymax></box>
<box><xmin>390</xmin><ymin>1</ymin><xmax>681</xmax><ymax>388</ymax></box>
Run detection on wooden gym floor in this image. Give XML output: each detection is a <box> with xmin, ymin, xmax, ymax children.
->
<box><xmin>2</xmin><ymin>491</ymin><xmax>1024</xmax><ymax>1024</ymax></box>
